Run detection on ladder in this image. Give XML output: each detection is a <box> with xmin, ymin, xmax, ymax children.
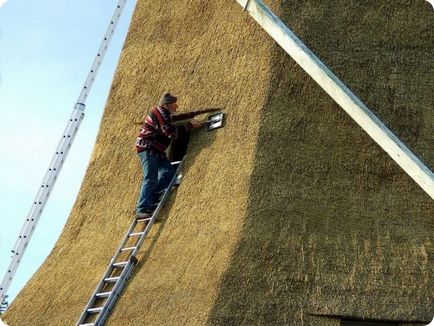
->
<box><xmin>0</xmin><ymin>0</ymin><xmax>129</xmax><ymax>304</ymax></box>
<box><xmin>76</xmin><ymin>160</ymin><xmax>184</xmax><ymax>326</ymax></box>
<box><xmin>237</xmin><ymin>0</ymin><xmax>434</xmax><ymax>199</ymax></box>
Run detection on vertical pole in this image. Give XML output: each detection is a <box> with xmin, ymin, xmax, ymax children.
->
<box><xmin>0</xmin><ymin>0</ymin><xmax>130</xmax><ymax>304</ymax></box>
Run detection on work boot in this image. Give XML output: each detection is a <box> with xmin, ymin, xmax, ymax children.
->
<box><xmin>135</xmin><ymin>210</ymin><xmax>153</xmax><ymax>220</ymax></box>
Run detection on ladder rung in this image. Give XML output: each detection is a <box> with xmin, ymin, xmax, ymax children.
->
<box><xmin>95</xmin><ymin>291</ymin><xmax>112</xmax><ymax>298</ymax></box>
<box><xmin>121</xmin><ymin>246</ymin><xmax>137</xmax><ymax>252</ymax></box>
<box><xmin>113</xmin><ymin>261</ymin><xmax>128</xmax><ymax>268</ymax></box>
<box><xmin>87</xmin><ymin>307</ymin><xmax>103</xmax><ymax>314</ymax></box>
<box><xmin>136</xmin><ymin>217</ymin><xmax>152</xmax><ymax>222</ymax></box>
<box><xmin>129</xmin><ymin>232</ymin><xmax>145</xmax><ymax>237</ymax></box>
<box><xmin>104</xmin><ymin>276</ymin><xmax>120</xmax><ymax>283</ymax></box>
<box><xmin>79</xmin><ymin>324</ymin><xmax>95</xmax><ymax>326</ymax></box>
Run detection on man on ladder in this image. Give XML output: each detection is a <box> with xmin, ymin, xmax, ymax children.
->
<box><xmin>135</xmin><ymin>92</ymin><xmax>202</xmax><ymax>219</ymax></box>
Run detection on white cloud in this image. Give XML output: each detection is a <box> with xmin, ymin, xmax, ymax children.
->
<box><xmin>0</xmin><ymin>0</ymin><xmax>7</xmax><ymax>8</ymax></box>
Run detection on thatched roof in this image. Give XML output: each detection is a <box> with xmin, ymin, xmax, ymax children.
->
<box><xmin>4</xmin><ymin>0</ymin><xmax>433</xmax><ymax>325</ymax></box>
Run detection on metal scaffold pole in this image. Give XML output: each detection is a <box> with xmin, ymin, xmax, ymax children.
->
<box><xmin>0</xmin><ymin>0</ymin><xmax>129</xmax><ymax>304</ymax></box>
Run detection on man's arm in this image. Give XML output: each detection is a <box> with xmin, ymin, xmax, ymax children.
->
<box><xmin>134</xmin><ymin>108</ymin><xmax>222</xmax><ymax>126</ymax></box>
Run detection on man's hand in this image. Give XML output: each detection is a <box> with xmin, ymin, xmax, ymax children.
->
<box><xmin>190</xmin><ymin>119</ymin><xmax>204</xmax><ymax>129</ymax></box>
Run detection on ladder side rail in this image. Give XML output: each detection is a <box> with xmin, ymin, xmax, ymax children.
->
<box><xmin>0</xmin><ymin>106</ymin><xmax>85</xmax><ymax>301</ymax></box>
<box><xmin>130</xmin><ymin>160</ymin><xmax>185</xmax><ymax>258</ymax></box>
<box><xmin>97</xmin><ymin>160</ymin><xmax>185</xmax><ymax>321</ymax></box>
<box><xmin>77</xmin><ymin>0</ymin><xmax>128</xmax><ymax>105</ymax></box>
<box><xmin>75</xmin><ymin>266</ymin><xmax>116</xmax><ymax>325</ymax></box>
<box><xmin>99</xmin><ymin>162</ymin><xmax>185</xmax><ymax>325</ymax></box>
<box><xmin>238</xmin><ymin>0</ymin><xmax>434</xmax><ymax>199</ymax></box>
<box><xmin>77</xmin><ymin>220</ymin><xmax>138</xmax><ymax>326</ymax></box>
<box><xmin>77</xmin><ymin>214</ymin><xmax>142</xmax><ymax>325</ymax></box>
<box><xmin>10</xmin><ymin>105</ymin><xmax>84</xmax><ymax>255</ymax></box>
<box><xmin>10</xmin><ymin>106</ymin><xmax>84</xmax><ymax>254</ymax></box>
<box><xmin>95</xmin><ymin>188</ymin><xmax>177</xmax><ymax>326</ymax></box>
<box><xmin>1</xmin><ymin>0</ymin><xmax>130</xmax><ymax>304</ymax></box>
<box><xmin>95</xmin><ymin>261</ymin><xmax>135</xmax><ymax>326</ymax></box>
<box><xmin>11</xmin><ymin>106</ymin><xmax>84</xmax><ymax>253</ymax></box>
<box><xmin>76</xmin><ymin>220</ymin><xmax>139</xmax><ymax>325</ymax></box>
<box><xmin>78</xmin><ymin>160</ymin><xmax>185</xmax><ymax>325</ymax></box>
<box><xmin>8</xmin><ymin>108</ymin><xmax>84</xmax><ymax>273</ymax></box>
<box><xmin>106</xmin><ymin>219</ymin><xmax>140</xmax><ymax>268</ymax></box>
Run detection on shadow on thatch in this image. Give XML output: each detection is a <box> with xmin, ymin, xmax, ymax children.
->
<box><xmin>207</xmin><ymin>1</ymin><xmax>434</xmax><ymax>325</ymax></box>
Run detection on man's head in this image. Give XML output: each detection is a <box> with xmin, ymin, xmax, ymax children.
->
<box><xmin>158</xmin><ymin>92</ymin><xmax>178</xmax><ymax>112</ymax></box>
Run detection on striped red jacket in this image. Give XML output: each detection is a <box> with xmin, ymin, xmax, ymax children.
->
<box><xmin>136</xmin><ymin>106</ymin><xmax>192</xmax><ymax>157</ymax></box>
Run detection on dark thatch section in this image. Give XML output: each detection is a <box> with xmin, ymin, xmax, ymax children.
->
<box><xmin>3</xmin><ymin>0</ymin><xmax>433</xmax><ymax>325</ymax></box>
<box><xmin>207</xmin><ymin>0</ymin><xmax>434</xmax><ymax>325</ymax></box>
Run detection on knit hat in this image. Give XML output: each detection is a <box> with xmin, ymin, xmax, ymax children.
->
<box><xmin>158</xmin><ymin>92</ymin><xmax>178</xmax><ymax>106</ymax></box>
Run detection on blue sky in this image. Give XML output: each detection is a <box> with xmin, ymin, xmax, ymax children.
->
<box><xmin>0</xmin><ymin>0</ymin><xmax>136</xmax><ymax>302</ymax></box>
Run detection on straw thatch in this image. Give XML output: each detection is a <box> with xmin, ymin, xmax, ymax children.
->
<box><xmin>3</xmin><ymin>0</ymin><xmax>433</xmax><ymax>325</ymax></box>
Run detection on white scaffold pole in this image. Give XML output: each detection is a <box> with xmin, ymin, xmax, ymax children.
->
<box><xmin>237</xmin><ymin>0</ymin><xmax>434</xmax><ymax>199</ymax></box>
<box><xmin>0</xmin><ymin>0</ymin><xmax>129</xmax><ymax>304</ymax></box>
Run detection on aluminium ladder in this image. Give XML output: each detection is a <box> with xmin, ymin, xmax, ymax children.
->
<box><xmin>76</xmin><ymin>160</ymin><xmax>184</xmax><ymax>326</ymax></box>
<box><xmin>0</xmin><ymin>0</ymin><xmax>130</xmax><ymax>304</ymax></box>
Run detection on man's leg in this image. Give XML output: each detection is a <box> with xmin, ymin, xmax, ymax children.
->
<box><xmin>155</xmin><ymin>157</ymin><xmax>176</xmax><ymax>198</ymax></box>
<box><xmin>136</xmin><ymin>151</ymin><xmax>159</xmax><ymax>214</ymax></box>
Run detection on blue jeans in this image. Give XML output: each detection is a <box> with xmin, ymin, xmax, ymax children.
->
<box><xmin>136</xmin><ymin>151</ymin><xmax>175</xmax><ymax>213</ymax></box>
